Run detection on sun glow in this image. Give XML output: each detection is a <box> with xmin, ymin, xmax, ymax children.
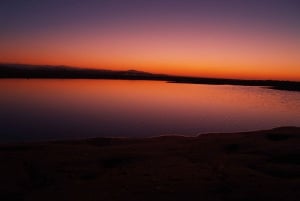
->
<box><xmin>0</xmin><ymin>1</ymin><xmax>299</xmax><ymax>81</ymax></box>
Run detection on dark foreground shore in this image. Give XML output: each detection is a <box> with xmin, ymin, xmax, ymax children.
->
<box><xmin>1</xmin><ymin>127</ymin><xmax>299</xmax><ymax>201</ymax></box>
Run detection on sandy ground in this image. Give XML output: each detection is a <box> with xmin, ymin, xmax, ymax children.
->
<box><xmin>0</xmin><ymin>127</ymin><xmax>299</xmax><ymax>201</ymax></box>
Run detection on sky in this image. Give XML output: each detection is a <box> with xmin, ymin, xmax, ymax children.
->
<box><xmin>0</xmin><ymin>0</ymin><xmax>299</xmax><ymax>81</ymax></box>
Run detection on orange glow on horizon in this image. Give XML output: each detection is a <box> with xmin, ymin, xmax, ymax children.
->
<box><xmin>0</xmin><ymin>22</ymin><xmax>299</xmax><ymax>81</ymax></box>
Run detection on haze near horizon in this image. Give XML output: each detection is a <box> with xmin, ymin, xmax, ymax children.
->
<box><xmin>0</xmin><ymin>0</ymin><xmax>299</xmax><ymax>81</ymax></box>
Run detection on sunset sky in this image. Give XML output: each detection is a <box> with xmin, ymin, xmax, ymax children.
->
<box><xmin>0</xmin><ymin>0</ymin><xmax>299</xmax><ymax>81</ymax></box>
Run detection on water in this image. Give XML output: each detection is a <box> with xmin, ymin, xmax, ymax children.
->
<box><xmin>0</xmin><ymin>79</ymin><xmax>299</xmax><ymax>142</ymax></box>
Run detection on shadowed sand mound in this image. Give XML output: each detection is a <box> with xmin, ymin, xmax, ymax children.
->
<box><xmin>0</xmin><ymin>127</ymin><xmax>299</xmax><ymax>201</ymax></box>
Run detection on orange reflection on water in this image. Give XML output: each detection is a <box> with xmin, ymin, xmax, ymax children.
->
<box><xmin>0</xmin><ymin>79</ymin><xmax>299</xmax><ymax>142</ymax></box>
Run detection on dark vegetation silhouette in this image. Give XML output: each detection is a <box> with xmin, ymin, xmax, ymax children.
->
<box><xmin>1</xmin><ymin>63</ymin><xmax>299</xmax><ymax>91</ymax></box>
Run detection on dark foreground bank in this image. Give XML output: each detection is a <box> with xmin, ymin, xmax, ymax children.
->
<box><xmin>0</xmin><ymin>127</ymin><xmax>299</xmax><ymax>201</ymax></box>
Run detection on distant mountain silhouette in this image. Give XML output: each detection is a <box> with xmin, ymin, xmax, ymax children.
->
<box><xmin>0</xmin><ymin>63</ymin><xmax>299</xmax><ymax>91</ymax></box>
<box><xmin>0</xmin><ymin>63</ymin><xmax>164</xmax><ymax>79</ymax></box>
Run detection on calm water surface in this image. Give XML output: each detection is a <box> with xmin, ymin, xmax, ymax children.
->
<box><xmin>0</xmin><ymin>79</ymin><xmax>299</xmax><ymax>142</ymax></box>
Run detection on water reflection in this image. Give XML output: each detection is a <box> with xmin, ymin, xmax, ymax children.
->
<box><xmin>0</xmin><ymin>79</ymin><xmax>299</xmax><ymax>142</ymax></box>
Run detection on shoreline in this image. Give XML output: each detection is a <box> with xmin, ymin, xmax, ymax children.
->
<box><xmin>2</xmin><ymin>77</ymin><xmax>300</xmax><ymax>92</ymax></box>
<box><xmin>0</xmin><ymin>127</ymin><xmax>299</xmax><ymax>201</ymax></box>
<box><xmin>1</xmin><ymin>64</ymin><xmax>300</xmax><ymax>92</ymax></box>
<box><xmin>2</xmin><ymin>126</ymin><xmax>298</xmax><ymax>145</ymax></box>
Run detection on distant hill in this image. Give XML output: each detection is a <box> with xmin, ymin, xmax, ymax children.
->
<box><xmin>0</xmin><ymin>63</ymin><xmax>166</xmax><ymax>79</ymax></box>
<box><xmin>0</xmin><ymin>63</ymin><xmax>299</xmax><ymax>91</ymax></box>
